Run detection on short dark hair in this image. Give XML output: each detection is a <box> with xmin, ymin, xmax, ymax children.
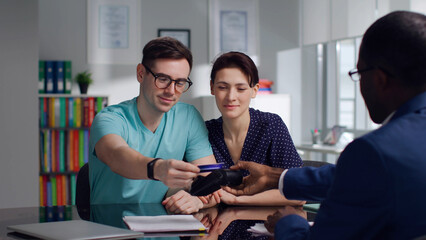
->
<box><xmin>360</xmin><ymin>11</ymin><xmax>426</xmax><ymax>88</ymax></box>
<box><xmin>141</xmin><ymin>37</ymin><xmax>193</xmax><ymax>70</ymax></box>
<box><xmin>210</xmin><ymin>52</ymin><xmax>259</xmax><ymax>87</ymax></box>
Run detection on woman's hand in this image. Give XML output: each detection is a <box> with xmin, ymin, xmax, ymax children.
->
<box><xmin>198</xmin><ymin>190</ymin><xmax>222</xmax><ymax>207</ymax></box>
<box><xmin>162</xmin><ymin>190</ymin><xmax>203</xmax><ymax>214</ymax></box>
<box><xmin>219</xmin><ymin>189</ymin><xmax>238</xmax><ymax>205</ymax></box>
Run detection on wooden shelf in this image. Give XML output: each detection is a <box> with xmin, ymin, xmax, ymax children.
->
<box><xmin>39</xmin><ymin>171</ymin><xmax>79</xmax><ymax>175</ymax></box>
<box><xmin>40</xmin><ymin>127</ymin><xmax>90</xmax><ymax>131</ymax></box>
<box><xmin>39</xmin><ymin>94</ymin><xmax>108</xmax><ymax>98</ymax></box>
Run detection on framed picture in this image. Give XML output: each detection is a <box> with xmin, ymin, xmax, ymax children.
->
<box><xmin>209</xmin><ymin>0</ymin><xmax>259</xmax><ymax>62</ymax></box>
<box><xmin>158</xmin><ymin>29</ymin><xmax>191</xmax><ymax>49</ymax></box>
<box><xmin>87</xmin><ymin>0</ymin><xmax>141</xmax><ymax>64</ymax></box>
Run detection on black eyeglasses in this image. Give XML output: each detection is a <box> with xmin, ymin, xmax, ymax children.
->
<box><xmin>143</xmin><ymin>64</ymin><xmax>192</xmax><ymax>93</ymax></box>
<box><xmin>348</xmin><ymin>66</ymin><xmax>393</xmax><ymax>82</ymax></box>
<box><xmin>348</xmin><ymin>67</ymin><xmax>376</xmax><ymax>82</ymax></box>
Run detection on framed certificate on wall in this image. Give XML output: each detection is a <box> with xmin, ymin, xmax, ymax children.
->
<box><xmin>87</xmin><ymin>0</ymin><xmax>141</xmax><ymax>64</ymax></box>
<box><xmin>158</xmin><ymin>29</ymin><xmax>191</xmax><ymax>49</ymax></box>
<box><xmin>209</xmin><ymin>0</ymin><xmax>259</xmax><ymax>63</ymax></box>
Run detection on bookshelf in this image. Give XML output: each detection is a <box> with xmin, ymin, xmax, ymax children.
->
<box><xmin>38</xmin><ymin>94</ymin><xmax>108</xmax><ymax>206</ymax></box>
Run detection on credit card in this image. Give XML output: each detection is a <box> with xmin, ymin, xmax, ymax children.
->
<box><xmin>198</xmin><ymin>163</ymin><xmax>225</xmax><ymax>172</ymax></box>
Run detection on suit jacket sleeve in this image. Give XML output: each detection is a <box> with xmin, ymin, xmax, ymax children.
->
<box><xmin>275</xmin><ymin>138</ymin><xmax>390</xmax><ymax>240</ymax></box>
<box><xmin>283</xmin><ymin>164</ymin><xmax>335</xmax><ymax>202</ymax></box>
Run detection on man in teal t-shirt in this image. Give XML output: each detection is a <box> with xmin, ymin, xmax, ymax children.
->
<box><xmin>89</xmin><ymin>37</ymin><xmax>216</xmax><ymax>209</ymax></box>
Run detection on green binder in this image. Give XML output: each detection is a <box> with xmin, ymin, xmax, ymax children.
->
<box><xmin>64</xmin><ymin>61</ymin><xmax>72</xmax><ymax>94</ymax></box>
<box><xmin>39</xmin><ymin>60</ymin><xmax>45</xmax><ymax>94</ymax></box>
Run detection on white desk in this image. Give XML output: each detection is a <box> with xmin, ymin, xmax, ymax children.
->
<box><xmin>296</xmin><ymin>144</ymin><xmax>343</xmax><ymax>160</ymax></box>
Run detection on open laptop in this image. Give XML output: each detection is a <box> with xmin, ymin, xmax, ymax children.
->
<box><xmin>7</xmin><ymin>220</ymin><xmax>144</xmax><ymax>240</ymax></box>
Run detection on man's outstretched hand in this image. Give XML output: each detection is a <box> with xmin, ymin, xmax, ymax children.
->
<box><xmin>223</xmin><ymin>161</ymin><xmax>284</xmax><ymax>196</ymax></box>
<box><xmin>154</xmin><ymin>159</ymin><xmax>200</xmax><ymax>189</ymax></box>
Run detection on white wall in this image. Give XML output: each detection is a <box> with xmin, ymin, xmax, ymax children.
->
<box><xmin>277</xmin><ymin>49</ymin><xmax>302</xmax><ymax>144</ymax></box>
<box><xmin>258</xmin><ymin>0</ymin><xmax>300</xmax><ymax>85</ymax></box>
<box><xmin>410</xmin><ymin>0</ymin><xmax>426</xmax><ymax>14</ymax></box>
<box><xmin>38</xmin><ymin>0</ymin><xmax>300</xmax><ymax>115</ymax></box>
<box><xmin>0</xmin><ymin>0</ymin><xmax>39</xmax><ymax>208</ymax></box>
<box><xmin>38</xmin><ymin>0</ymin><xmax>211</xmax><ymax>109</ymax></box>
<box><xmin>301</xmin><ymin>46</ymin><xmax>320</xmax><ymax>144</ymax></box>
<box><xmin>302</xmin><ymin>0</ymin><xmax>330</xmax><ymax>45</ymax></box>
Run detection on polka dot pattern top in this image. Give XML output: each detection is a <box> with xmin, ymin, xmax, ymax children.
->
<box><xmin>219</xmin><ymin>220</ymin><xmax>268</xmax><ymax>240</ymax></box>
<box><xmin>205</xmin><ymin>108</ymin><xmax>302</xmax><ymax>175</ymax></box>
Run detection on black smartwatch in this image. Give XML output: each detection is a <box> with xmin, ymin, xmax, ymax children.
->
<box><xmin>147</xmin><ymin>158</ymin><xmax>161</xmax><ymax>180</ymax></box>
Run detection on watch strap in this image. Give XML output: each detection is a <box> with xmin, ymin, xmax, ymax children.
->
<box><xmin>147</xmin><ymin>158</ymin><xmax>161</xmax><ymax>180</ymax></box>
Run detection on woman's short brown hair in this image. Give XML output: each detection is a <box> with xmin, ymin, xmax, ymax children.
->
<box><xmin>210</xmin><ymin>52</ymin><xmax>259</xmax><ymax>87</ymax></box>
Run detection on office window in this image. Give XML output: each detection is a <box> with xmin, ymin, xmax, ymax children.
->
<box><xmin>300</xmin><ymin>37</ymin><xmax>378</xmax><ymax>148</ymax></box>
<box><xmin>335</xmin><ymin>37</ymin><xmax>377</xmax><ymax>131</ymax></box>
<box><xmin>337</xmin><ymin>39</ymin><xmax>356</xmax><ymax>129</ymax></box>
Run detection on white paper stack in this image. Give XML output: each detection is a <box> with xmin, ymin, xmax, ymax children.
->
<box><xmin>247</xmin><ymin>221</ymin><xmax>314</xmax><ymax>237</ymax></box>
<box><xmin>247</xmin><ymin>223</ymin><xmax>274</xmax><ymax>237</ymax></box>
<box><xmin>123</xmin><ymin>215</ymin><xmax>207</xmax><ymax>233</ymax></box>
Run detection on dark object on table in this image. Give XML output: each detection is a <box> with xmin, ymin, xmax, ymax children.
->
<box><xmin>190</xmin><ymin>169</ymin><xmax>243</xmax><ymax>196</ymax></box>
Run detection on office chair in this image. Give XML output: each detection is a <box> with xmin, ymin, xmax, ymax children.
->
<box><xmin>76</xmin><ymin>163</ymin><xmax>90</xmax><ymax>220</ymax></box>
<box><xmin>76</xmin><ymin>162</ymin><xmax>90</xmax><ymax>206</ymax></box>
<box><xmin>302</xmin><ymin>160</ymin><xmax>331</xmax><ymax>168</ymax></box>
<box><xmin>301</xmin><ymin>160</ymin><xmax>331</xmax><ymax>204</ymax></box>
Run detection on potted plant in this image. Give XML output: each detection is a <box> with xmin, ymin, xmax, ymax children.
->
<box><xmin>75</xmin><ymin>70</ymin><xmax>93</xmax><ymax>94</ymax></box>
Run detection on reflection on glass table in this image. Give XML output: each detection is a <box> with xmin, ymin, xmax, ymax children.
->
<box><xmin>192</xmin><ymin>205</ymin><xmax>276</xmax><ymax>240</ymax></box>
<box><xmin>191</xmin><ymin>205</ymin><xmax>316</xmax><ymax>240</ymax></box>
<box><xmin>81</xmin><ymin>203</ymin><xmax>317</xmax><ymax>240</ymax></box>
<box><xmin>2</xmin><ymin>203</ymin><xmax>316</xmax><ymax>240</ymax></box>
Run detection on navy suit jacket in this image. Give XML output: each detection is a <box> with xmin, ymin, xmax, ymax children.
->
<box><xmin>284</xmin><ymin>164</ymin><xmax>335</xmax><ymax>202</ymax></box>
<box><xmin>276</xmin><ymin>92</ymin><xmax>426</xmax><ymax>240</ymax></box>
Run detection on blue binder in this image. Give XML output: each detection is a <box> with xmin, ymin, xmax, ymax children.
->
<box><xmin>54</xmin><ymin>61</ymin><xmax>64</xmax><ymax>94</ymax></box>
<box><xmin>44</xmin><ymin>61</ymin><xmax>54</xmax><ymax>94</ymax></box>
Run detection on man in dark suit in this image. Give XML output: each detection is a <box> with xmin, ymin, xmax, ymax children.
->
<box><xmin>226</xmin><ymin>11</ymin><xmax>426</xmax><ymax>239</ymax></box>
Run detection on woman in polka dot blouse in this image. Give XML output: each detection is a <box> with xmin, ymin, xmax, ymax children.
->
<box><xmin>206</xmin><ymin>51</ymin><xmax>304</xmax><ymax>206</ymax></box>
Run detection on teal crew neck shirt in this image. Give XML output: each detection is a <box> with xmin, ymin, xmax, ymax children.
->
<box><xmin>89</xmin><ymin>97</ymin><xmax>213</xmax><ymax>204</ymax></box>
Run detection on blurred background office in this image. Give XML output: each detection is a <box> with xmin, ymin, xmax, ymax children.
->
<box><xmin>1</xmin><ymin>0</ymin><xmax>425</xmax><ymax>209</ymax></box>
